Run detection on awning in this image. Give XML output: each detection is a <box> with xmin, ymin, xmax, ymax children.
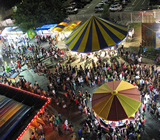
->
<box><xmin>1</xmin><ymin>27</ymin><xmax>14</xmax><ymax>36</ymax></box>
<box><xmin>66</xmin><ymin>16</ymin><xmax>128</xmax><ymax>53</ymax></box>
<box><xmin>34</xmin><ymin>24</ymin><xmax>57</xmax><ymax>31</ymax></box>
<box><xmin>62</xmin><ymin>20</ymin><xmax>81</xmax><ymax>33</ymax></box>
<box><xmin>51</xmin><ymin>19</ymin><xmax>71</xmax><ymax>32</ymax></box>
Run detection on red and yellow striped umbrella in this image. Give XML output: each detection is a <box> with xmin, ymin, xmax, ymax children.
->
<box><xmin>92</xmin><ymin>81</ymin><xmax>141</xmax><ymax>121</ymax></box>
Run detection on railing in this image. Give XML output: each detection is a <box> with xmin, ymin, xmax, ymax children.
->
<box><xmin>68</xmin><ymin>10</ymin><xmax>160</xmax><ymax>25</ymax></box>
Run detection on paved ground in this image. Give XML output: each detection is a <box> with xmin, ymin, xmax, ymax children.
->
<box><xmin>0</xmin><ymin>30</ymin><xmax>160</xmax><ymax>139</ymax></box>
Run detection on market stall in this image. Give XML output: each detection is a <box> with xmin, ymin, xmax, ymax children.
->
<box><xmin>7</xmin><ymin>72</ymin><xmax>19</xmax><ymax>83</ymax></box>
<box><xmin>0</xmin><ymin>26</ymin><xmax>27</xmax><ymax>45</ymax></box>
<box><xmin>62</xmin><ymin>20</ymin><xmax>81</xmax><ymax>38</ymax></box>
<box><xmin>8</xmin><ymin>72</ymin><xmax>19</xmax><ymax>83</ymax></box>
<box><xmin>51</xmin><ymin>19</ymin><xmax>71</xmax><ymax>40</ymax></box>
<box><xmin>34</xmin><ymin>24</ymin><xmax>57</xmax><ymax>36</ymax></box>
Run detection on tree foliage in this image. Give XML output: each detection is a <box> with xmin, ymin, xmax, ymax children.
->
<box><xmin>101</xmin><ymin>4</ymin><xmax>110</xmax><ymax>20</ymax></box>
<box><xmin>0</xmin><ymin>0</ymin><xmax>21</xmax><ymax>10</ymax></box>
<box><xmin>12</xmin><ymin>0</ymin><xmax>67</xmax><ymax>31</ymax></box>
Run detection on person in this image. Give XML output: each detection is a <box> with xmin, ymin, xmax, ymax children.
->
<box><xmin>58</xmin><ymin>125</ymin><xmax>63</xmax><ymax>136</ymax></box>
<box><xmin>78</xmin><ymin>129</ymin><xmax>82</xmax><ymax>138</ymax></box>
<box><xmin>30</xmin><ymin>132</ymin><xmax>37</xmax><ymax>140</ymax></box>
<box><xmin>144</xmin><ymin>92</ymin><xmax>150</xmax><ymax>111</ymax></box>
<box><xmin>58</xmin><ymin>112</ymin><xmax>62</xmax><ymax>122</ymax></box>
<box><xmin>143</xmin><ymin>47</ymin><xmax>147</xmax><ymax>56</ymax></box>
<box><xmin>39</xmin><ymin>135</ymin><xmax>45</xmax><ymax>140</ymax></box>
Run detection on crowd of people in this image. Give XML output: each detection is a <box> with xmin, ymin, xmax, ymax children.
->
<box><xmin>0</xmin><ymin>35</ymin><xmax>160</xmax><ymax>140</ymax></box>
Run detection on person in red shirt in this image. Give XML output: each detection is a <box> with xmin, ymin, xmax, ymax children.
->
<box><xmin>75</xmin><ymin>98</ymin><xmax>79</xmax><ymax>105</ymax></box>
<box><xmin>132</xmin><ymin>82</ymin><xmax>136</xmax><ymax>86</ymax></box>
<box><xmin>78</xmin><ymin>91</ymin><xmax>82</xmax><ymax>97</ymax></box>
<box><xmin>148</xmin><ymin>84</ymin><xmax>153</xmax><ymax>92</ymax></box>
<box><xmin>61</xmin><ymin>50</ymin><xmax>64</xmax><ymax>55</ymax></box>
<box><xmin>62</xmin><ymin>123</ymin><xmax>66</xmax><ymax>131</ymax></box>
<box><xmin>142</xmin><ymin>103</ymin><xmax>145</xmax><ymax>112</ymax></box>
<box><xmin>18</xmin><ymin>63</ymin><xmax>21</xmax><ymax>69</ymax></box>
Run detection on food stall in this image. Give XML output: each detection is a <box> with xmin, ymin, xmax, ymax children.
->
<box><xmin>62</xmin><ymin>20</ymin><xmax>81</xmax><ymax>38</ymax></box>
<box><xmin>34</xmin><ymin>24</ymin><xmax>57</xmax><ymax>36</ymax></box>
<box><xmin>1</xmin><ymin>26</ymin><xmax>25</xmax><ymax>42</ymax></box>
<box><xmin>51</xmin><ymin>19</ymin><xmax>71</xmax><ymax>40</ymax></box>
<box><xmin>7</xmin><ymin>72</ymin><xmax>20</xmax><ymax>83</ymax></box>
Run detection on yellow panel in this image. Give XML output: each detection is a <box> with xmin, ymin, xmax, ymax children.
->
<box><xmin>66</xmin><ymin>18</ymin><xmax>90</xmax><ymax>43</ymax></box>
<box><xmin>77</xmin><ymin>18</ymin><xmax>92</xmax><ymax>52</ymax></box>
<box><xmin>94</xmin><ymin>83</ymin><xmax>112</xmax><ymax>94</ymax></box>
<box><xmin>116</xmin><ymin>81</ymin><xmax>136</xmax><ymax>91</ymax></box>
<box><xmin>96</xmin><ymin>18</ymin><xmax>125</xmax><ymax>40</ymax></box>
<box><xmin>117</xmin><ymin>94</ymin><xmax>141</xmax><ymax>118</ymax></box>
<box><xmin>53</xmin><ymin>27</ymin><xmax>63</xmax><ymax>32</ymax></box>
<box><xmin>67</xmin><ymin>20</ymin><xmax>91</xmax><ymax>50</ymax></box>
<box><xmin>92</xmin><ymin>95</ymin><xmax>114</xmax><ymax>119</ymax></box>
<box><xmin>92</xmin><ymin>18</ymin><xmax>100</xmax><ymax>51</ymax></box>
<box><xmin>95</xmin><ymin>19</ymin><xmax>115</xmax><ymax>46</ymax></box>
<box><xmin>99</xmin><ymin>17</ymin><xmax>128</xmax><ymax>31</ymax></box>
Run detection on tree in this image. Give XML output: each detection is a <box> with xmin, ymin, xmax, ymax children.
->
<box><xmin>0</xmin><ymin>0</ymin><xmax>21</xmax><ymax>10</ymax></box>
<box><xmin>12</xmin><ymin>0</ymin><xmax>67</xmax><ymax>32</ymax></box>
<box><xmin>101</xmin><ymin>4</ymin><xmax>110</xmax><ymax>20</ymax></box>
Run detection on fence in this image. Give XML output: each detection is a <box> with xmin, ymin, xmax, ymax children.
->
<box><xmin>68</xmin><ymin>10</ymin><xmax>160</xmax><ymax>25</ymax></box>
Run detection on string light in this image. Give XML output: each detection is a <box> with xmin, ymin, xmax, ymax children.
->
<box><xmin>0</xmin><ymin>83</ymin><xmax>50</xmax><ymax>140</ymax></box>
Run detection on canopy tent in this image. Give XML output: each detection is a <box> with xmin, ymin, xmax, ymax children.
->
<box><xmin>66</xmin><ymin>16</ymin><xmax>128</xmax><ymax>53</ymax></box>
<box><xmin>92</xmin><ymin>81</ymin><xmax>141</xmax><ymax>121</ymax></box>
<box><xmin>51</xmin><ymin>19</ymin><xmax>71</xmax><ymax>32</ymax></box>
<box><xmin>1</xmin><ymin>27</ymin><xmax>15</xmax><ymax>36</ymax></box>
<box><xmin>62</xmin><ymin>20</ymin><xmax>81</xmax><ymax>33</ymax></box>
<box><xmin>61</xmin><ymin>20</ymin><xmax>81</xmax><ymax>38</ymax></box>
<box><xmin>34</xmin><ymin>24</ymin><xmax>57</xmax><ymax>31</ymax></box>
<box><xmin>1</xmin><ymin>26</ymin><xmax>24</xmax><ymax>36</ymax></box>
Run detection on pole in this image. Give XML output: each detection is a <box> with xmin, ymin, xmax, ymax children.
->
<box><xmin>131</xmin><ymin>12</ymin><xmax>133</xmax><ymax>23</ymax></box>
<box><xmin>142</xmin><ymin>12</ymin><xmax>143</xmax><ymax>23</ymax></box>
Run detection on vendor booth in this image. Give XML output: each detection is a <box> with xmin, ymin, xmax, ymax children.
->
<box><xmin>7</xmin><ymin>72</ymin><xmax>19</xmax><ymax>83</ymax></box>
<box><xmin>51</xmin><ymin>19</ymin><xmax>71</xmax><ymax>40</ymax></box>
<box><xmin>34</xmin><ymin>24</ymin><xmax>57</xmax><ymax>36</ymax></box>
<box><xmin>51</xmin><ymin>19</ymin><xmax>70</xmax><ymax>32</ymax></box>
<box><xmin>62</xmin><ymin>20</ymin><xmax>81</xmax><ymax>38</ymax></box>
<box><xmin>0</xmin><ymin>26</ymin><xmax>26</xmax><ymax>43</ymax></box>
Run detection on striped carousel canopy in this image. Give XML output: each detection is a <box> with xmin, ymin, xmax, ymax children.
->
<box><xmin>66</xmin><ymin>16</ymin><xmax>128</xmax><ymax>53</ymax></box>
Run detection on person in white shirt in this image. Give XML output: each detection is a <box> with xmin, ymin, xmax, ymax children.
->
<box><xmin>140</xmin><ymin>78</ymin><xmax>144</xmax><ymax>87</ymax></box>
<box><xmin>144</xmin><ymin>93</ymin><xmax>150</xmax><ymax>111</ymax></box>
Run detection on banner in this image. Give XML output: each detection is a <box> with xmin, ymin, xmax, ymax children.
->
<box><xmin>27</xmin><ymin>29</ymin><xmax>36</xmax><ymax>39</ymax></box>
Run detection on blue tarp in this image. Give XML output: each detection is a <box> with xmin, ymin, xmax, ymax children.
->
<box><xmin>63</xmin><ymin>19</ymin><xmax>70</xmax><ymax>23</ymax></box>
<box><xmin>34</xmin><ymin>24</ymin><xmax>57</xmax><ymax>31</ymax></box>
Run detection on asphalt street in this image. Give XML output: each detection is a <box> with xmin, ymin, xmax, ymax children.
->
<box><xmin>124</xmin><ymin>0</ymin><xmax>150</xmax><ymax>11</ymax></box>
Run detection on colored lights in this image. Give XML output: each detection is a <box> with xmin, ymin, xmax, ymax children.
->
<box><xmin>16</xmin><ymin>97</ymin><xmax>50</xmax><ymax>140</ymax></box>
<box><xmin>0</xmin><ymin>84</ymin><xmax>50</xmax><ymax>140</ymax></box>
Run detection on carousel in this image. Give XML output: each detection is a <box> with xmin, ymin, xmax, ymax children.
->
<box><xmin>65</xmin><ymin>16</ymin><xmax>128</xmax><ymax>66</ymax></box>
<box><xmin>92</xmin><ymin>81</ymin><xmax>141</xmax><ymax>129</ymax></box>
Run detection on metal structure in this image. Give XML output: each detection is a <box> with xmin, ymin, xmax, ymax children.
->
<box><xmin>69</xmin><ymin>10</ymin><xmax>160</xmax><ymax>25</ymax></box>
